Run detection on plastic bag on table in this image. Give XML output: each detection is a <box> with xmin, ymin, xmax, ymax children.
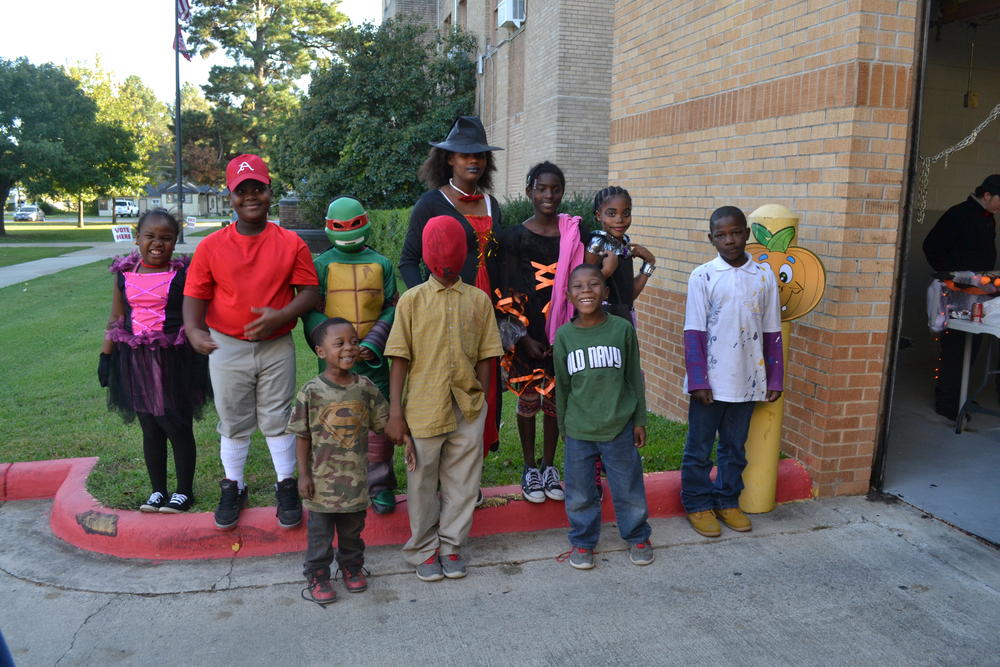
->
<box><xmin>927</xmin><ymin>279</ymin><xmax>949</xmax><ymax>333</ymax></box>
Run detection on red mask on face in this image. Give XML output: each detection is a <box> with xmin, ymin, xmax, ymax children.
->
<box><xmin>422</xmin><ymin>215</ymin><xmax>466</xmax><ymax>280</ymax></box>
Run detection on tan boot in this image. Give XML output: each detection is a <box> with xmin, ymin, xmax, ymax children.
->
<box><xmin>715</xmin><ymin>507</ymin><xmax>752</xmax><ymax>532</ymax></box>
<box><xmin>686</xmin><ymin>510</ymin><xmax>721</xmax><ymax>537</ymax></box>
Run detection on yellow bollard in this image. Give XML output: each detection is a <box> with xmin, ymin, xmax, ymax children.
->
<box><xmin>738</xmin><ymin>204</ymin><xmax>825</xmax><ymax>514</ymax></box>
<box><xmin>740</xmin><ymin>320</ymin><xmax>790</xmax><ymax>513</ymax></box>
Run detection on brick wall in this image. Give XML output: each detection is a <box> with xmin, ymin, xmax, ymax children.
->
<box><xmin>472</xmin><ymin>0</ymin><xmax>614</xmax><ymax>198</ymax></box>
<box><xmin>383</xmin><ymin>0</ymin><xmax>438</xmax><ymax>25</ymax></box>
<box><xmin>613</xmin><ymin>0</ymin><xmax>920</xmax><ymax>497</ymax></box>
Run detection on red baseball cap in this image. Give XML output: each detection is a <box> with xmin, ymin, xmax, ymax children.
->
<box><xmin>226</xmin><ymin>154</ymin><xmax>271</xmax><ymax>191</ymax></box>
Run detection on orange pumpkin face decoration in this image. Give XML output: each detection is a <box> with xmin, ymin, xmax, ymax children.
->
<box><xmin>746</xmin><ymin>223</ymin><xmax>826</xmax><ymax>321</ymax></box>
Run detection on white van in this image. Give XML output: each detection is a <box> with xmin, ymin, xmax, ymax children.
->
<box><xmin>114</xmin><ymin>199</ymin><xmax>139</xmax><ymax>217</ymax></box>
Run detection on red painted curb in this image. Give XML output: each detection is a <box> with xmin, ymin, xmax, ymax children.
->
<box><xmin>2</xmin><ymin>458</ymin><xmax>88</xmax><ymax>501</ymax></box>
<box><xmin>3</xmin><ymin>457</ymin><xmax>812</xmax><ymax>560</ymax></box>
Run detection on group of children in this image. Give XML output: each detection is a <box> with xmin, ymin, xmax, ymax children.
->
<box><xmin>100</xmin><ymin>123</ymin><xmax>783</xmax><ymax>605</ymax></box>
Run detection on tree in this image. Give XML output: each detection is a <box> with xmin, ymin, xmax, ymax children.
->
<box><xmin>274</xmin><ymin>18</ymin><xmax>477</xmax><ymax>220</ymax></box>
<box><xmin>66</xmin><ymin>64</ymin><xmax>155</xmax><ymax>226</ymax></box>
<box><xmin>183</xmin><ymin>142</ymin><xmax>225</xmax><ymax>185</ymax></box>
<box><xmin>169</xmin><ymin>83</ymin><xmax>239</xmax><ymax>185</ymax></box>
<box><xmin>186</xmin><ymin>0</ymin><xmax>347</xmax><ymax>157</ymax></box>
<box><xmin>0</xmin><ymin>59</ymin><xmax>129</xmax><ymax>234</ymax></box>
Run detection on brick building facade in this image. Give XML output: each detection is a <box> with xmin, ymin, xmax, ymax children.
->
<box><xmin>382</xmin><ymin>0</ymin><xmax>439</xmax><ymax>27</ymax></box>
<box><xmin>612</xmin><ymin>0</ymin><xmax>921</xmax><ymax>497</ymax></box>
<box><xmin>383</xmin><ymin>1</ymin><xmax>998</xmax><ymax>509</ymax></box>
<box><xmin>384</xmin><ymin>0</ymin><xmax>614</xmax><ymax>198</ymax></box>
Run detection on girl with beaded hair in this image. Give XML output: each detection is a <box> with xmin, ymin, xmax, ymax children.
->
<box><xmin>583</xmin><ymin>186</ymin><xmax>657</xmax><ymax>498</ymax></box>
<box><xmin>399</xmin><ymin>116</ymin><xmax>504</xmax><ymax>458</ymax></box>
<box><xmin>584</xmin><ymin>186</ymin><xmax>658</xmax><ymax>325</ymax></box>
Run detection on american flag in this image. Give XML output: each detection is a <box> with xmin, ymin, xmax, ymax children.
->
<box><xmin>174</xmin><ymin>26</ymin><xmax>193</xmax><ymax>61</ymax></box>
<box><xmin>177</xmin><ymin>0</ymin><xmax>191</xmax><ymax>22</ymax></box>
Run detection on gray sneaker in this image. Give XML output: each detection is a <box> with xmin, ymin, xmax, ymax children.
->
<box><xmin>568</xmin><ymin>547</ymin><xmax>595</xmax><ymax>570</ymax></box>
<box><xmin>415</xmin><ymin>554</ymin><xmax>443</xmax><ymax>582</ymax></box>
<box><xmin>629</xmin><ymin>540</ymin><xmax>655</xmax><ymax>566</ymax></box>
<box><xmin>440</xmin><ymin>553</ymin><xmax>468</xmax><ymax>579</ymax></box>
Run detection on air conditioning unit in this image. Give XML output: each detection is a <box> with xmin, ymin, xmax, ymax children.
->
<box><xmin>497</xmin><ymin>0</ymin><xmax>525</xmax><ymax>29</ymax></box>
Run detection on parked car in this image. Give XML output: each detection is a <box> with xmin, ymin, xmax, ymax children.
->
<box><xmin>13</xmin><ymin>205</ymin><xmax>44</xmax><ymax>221</ymax></box>
<box><xmin>114</xmin><ymin>199</ymin><xmax>139</xmax><ymax>217</ymax></box>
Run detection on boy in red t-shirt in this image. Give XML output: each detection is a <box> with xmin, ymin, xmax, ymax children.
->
<box><xmin>183</xmin><ymin>154</ymin><xmax>320</xmax><ymax>531</ymax></box>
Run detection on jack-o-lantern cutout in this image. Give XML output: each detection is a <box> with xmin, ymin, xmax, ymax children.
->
<box><xmin>746</xmin><ymin>222</ymin><xmax>826</xmax><ymax>321</ymax></box>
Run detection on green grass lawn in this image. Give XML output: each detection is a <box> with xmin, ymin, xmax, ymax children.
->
<box><xmin>0</xmin><ymin>220</ymin><xmax>222</xmax><ymax>244</ymax></box>
<box><xmin>0</xmin><ymin>221</ymin><xmax>124</xmax><ymax>243</ymax></box>
<box><xmin>0</xmin><ymin>246</ymin><xmax>90</xmax><ymax>267</ymax></box>
<box><xmin>0</xmin><ymin>257</ymin><xmax>686</xmax><ymax>512</ymax></box>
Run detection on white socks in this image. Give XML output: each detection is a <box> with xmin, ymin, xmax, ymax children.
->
<box><xmin>220</xmin><ymin>436</ymin><xmax>251</xmax><ymax>488</ymax></box>
<box><xmin>265</xmin><ymin>433</ymin><xmax>297</xmax><ymax>481</ymax></box>
<box><xmin>220</xmin><ymin>434</ymin><xmax>298</xmax><ymax>486</ymax></box>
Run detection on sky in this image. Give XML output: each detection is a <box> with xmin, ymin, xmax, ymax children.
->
<box><xmin>1</xmin><ymin>0</ymin><xmax>381</xmax><ymax>104</ymax></box>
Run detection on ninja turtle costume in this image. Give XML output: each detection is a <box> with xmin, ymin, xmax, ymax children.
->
<box><xmin>303</xmin><ymin>196</ymin><xmax>399</xmax><ymax>514</ymax></box>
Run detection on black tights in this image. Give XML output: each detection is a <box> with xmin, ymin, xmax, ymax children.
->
<box><xmin>136</xmin><ymin>412</ymin><xmax>197</xmax><ymax>496</ymax></box>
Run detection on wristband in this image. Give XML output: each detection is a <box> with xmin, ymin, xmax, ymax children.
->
<box><xmin>640</xmin><ymin>262</ymin><xmax>656</xmax><ymax>276</ymax></box>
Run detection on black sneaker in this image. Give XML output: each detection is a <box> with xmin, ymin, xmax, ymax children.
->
<box><xmin>521</xmin><ymin>467</ymin><xmax>545</xmax><ymax>503</ymax></box>
<box><xmin>139</xmin><ymin>491</ymin><xmax>166</xmax><ymax>513</ymax></box>
<box><xmin>160</xmin><ymin>492</ymin><xmax>193</xmax><ymax>514</ymax></box>
<box><xmin>275</xmin><ymin>477</ymin><xmax>302</xmax><ymax>528</ymax></box>
<box><xmin>214</xmin><ymin>479</ymin><xmax>248</xmax><ymax>530</ymax></box>
<box><xmin>540</xmin><ymin>465</ymin><xmax>565</xmax><ymax>501</ymax></box>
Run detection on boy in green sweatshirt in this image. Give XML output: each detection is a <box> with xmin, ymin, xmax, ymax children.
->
<box><xmin>553</xmin><ymin>263</ymin><xmax>653</xmax><ymax>570</ymax></box>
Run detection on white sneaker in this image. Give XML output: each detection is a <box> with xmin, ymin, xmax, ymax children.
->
<box><xmin>521</xmin><ymin>467</ymin><xmax>545</xmax><ymax>503</ymax></box>
<box><xmin>541</xmin><ymin>465</ymin><xmax>565</xmax><ymax>501</ymax></box>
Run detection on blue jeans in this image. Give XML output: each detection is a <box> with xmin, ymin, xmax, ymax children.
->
<box><xmin>564</xmin><ymin>422</ymin><xmax>651</xmax><ymax>549</ymax></box>
<box><xmin>681</xmin><ymin>399</ymin><xmax>755</xmax><ymax>513</ymax></box>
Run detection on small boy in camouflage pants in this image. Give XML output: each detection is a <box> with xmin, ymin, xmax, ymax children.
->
<box><xmin>289</xmin><ymin>317</ymin><xmax>389</xmax><ymax>605</ymax></box>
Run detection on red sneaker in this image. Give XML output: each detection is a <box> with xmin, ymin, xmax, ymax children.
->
<box><xmin>341</xmin><ymin>566</ymin><xmax>369</xmax><ymax>593</ymax></box>
<box><xmin>303</xmin><ymin>575</ymin><xmax>336</xmax><ymax>605</ymax></box>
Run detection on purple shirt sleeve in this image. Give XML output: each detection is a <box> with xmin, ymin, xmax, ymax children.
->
<box><xmin>763</xmin><ymin>331</ymin><xmax>784</xmax><ymax>392</ymax></box>
<box><xmin>684</xmin><ymin>329</ymin><xmax>710</xmax><ymax>391</ymax></box>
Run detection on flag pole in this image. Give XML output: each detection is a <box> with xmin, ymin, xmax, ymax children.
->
<box><xmin>174</xmin><ymin>0</ymin><xmax>185</xmax><ymax>244</ymax></box>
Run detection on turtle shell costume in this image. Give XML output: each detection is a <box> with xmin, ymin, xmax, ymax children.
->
<box><xmin>303</xmin><ymin>196</ymin><xmax>399</xmax><ymax>514</ymax></box>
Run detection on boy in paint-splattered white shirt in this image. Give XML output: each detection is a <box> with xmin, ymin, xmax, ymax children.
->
<box><xmin>681</xmin><ymin>205</ymin><xmax>783</xmax><ymax>539</ymax></box>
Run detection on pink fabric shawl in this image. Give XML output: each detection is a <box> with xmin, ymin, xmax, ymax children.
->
<box><xmin>545</xmin><ymin>213</ymin><xmax>584</xmax><ymax>343</ymax></box>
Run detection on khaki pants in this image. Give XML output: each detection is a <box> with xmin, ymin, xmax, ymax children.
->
<box><xmin>402</xmin><ymin>401</ymin><xmax>485</xmax><ymax>566</ymax></box>
<box><xmin>208</xmin><ymin>329</ymin><xmax>295</xmax><ymax>439</ymax></box>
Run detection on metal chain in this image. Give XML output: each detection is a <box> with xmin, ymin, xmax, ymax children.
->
<box><xmin>914</xmin><ymin>102</ymin><xmax>1000</xmax><ymax>226</ymax></box>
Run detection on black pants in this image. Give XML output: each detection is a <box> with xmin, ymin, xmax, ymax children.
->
<box><xmin>136</xmin><ymin>411</ymin><xmax>196</xmax><ymax>496</ymax></box>
<box><xmin>303</xmin><ymin>509</ymin><xmax>366</xmax><ymax>579</ymax></box>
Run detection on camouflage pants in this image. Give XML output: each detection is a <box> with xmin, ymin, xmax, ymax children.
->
<box><xmin>302</xmin><ymin>509</ymin><xmax>366</xmax><ymax>579</ymax></box>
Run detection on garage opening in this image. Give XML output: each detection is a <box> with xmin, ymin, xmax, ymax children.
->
<box><xmin>879</xmin><ymin>0</ymin><xmax>1000</xmax><ymax>543</ymax></box>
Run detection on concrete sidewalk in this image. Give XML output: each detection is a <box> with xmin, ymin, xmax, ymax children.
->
<box><xmin>1</xmin><ymin>496</ymin><xmax>997</xmax><ymax>666</ymax></box>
